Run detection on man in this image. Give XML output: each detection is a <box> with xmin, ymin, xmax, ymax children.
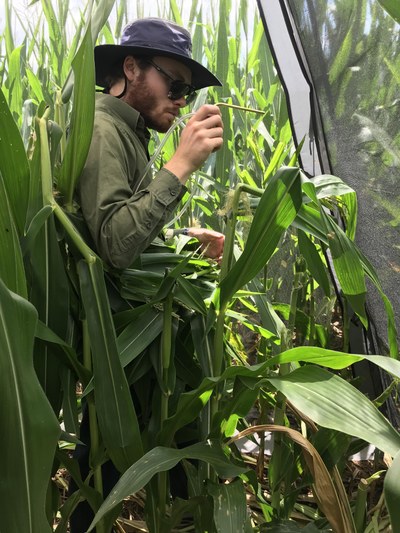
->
<box><xmin>70</xmin><ymin>18</ymin><xmax>224</xmax><ymax>532</ymax></box>
<box><xmin>77</xmin><ymin>17</ymin><xmax>225</xmax><ymax>270</ymax></box>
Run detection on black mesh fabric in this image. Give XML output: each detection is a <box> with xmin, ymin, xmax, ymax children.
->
<box><xmin>285</xmin><ymin>0</ymin><xmax>400</xmax><ymax>351</ymax></box>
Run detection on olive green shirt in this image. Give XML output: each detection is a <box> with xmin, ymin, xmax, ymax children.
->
<box><xmin>77</xmin><ymin>93</ymin><xmax>184</xmax><ymax>269</ymax></box>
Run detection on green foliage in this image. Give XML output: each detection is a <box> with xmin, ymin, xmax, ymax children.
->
<box><xmin>0</xmin><ymin>1</ymin><xmax>399</xmax><ymax>532</ymax></box>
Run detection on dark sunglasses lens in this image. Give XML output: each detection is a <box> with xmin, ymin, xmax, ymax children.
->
<box><xmin>170</xmin><ymin>81</ymin><xmax>196</xmax><ymax>103</ymax></box>
<box><xmin>185</xmin><ymin>90</ymin><xmax>197</xmax><ymax>104</ymax></box>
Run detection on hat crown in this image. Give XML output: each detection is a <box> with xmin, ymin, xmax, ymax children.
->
<box><xmin>120</xmin><ymin>18</ymin><xmax>193</xmax><ymax>59</ymax></box>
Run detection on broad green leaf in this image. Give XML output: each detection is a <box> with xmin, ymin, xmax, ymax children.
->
<box><xmin>267</xmin><ymin>346</ymin><xmax>400</xmax><ymax>379</ymax></box>
<box><xmin>293</xmin><ymin>204</ymin><xmax>329</xmax><ymax>244</ymax></box>
<box><xmin>6</xmin><ymin>44</ymin><xmax>24</xmax><ymax>123</ymax></box>
<box><xmin>216</xmin><ymin>380</ymin><xmax>260</xmax><ymax>437</ymax></box>
<box><xmin>0</xmin><ymin>279</ymin><xmax>60</xmax><ymax>533</ymax></box>
<box><xmin>78</xmin><ymin>259</ymin><xmax>143</xmax><ymax>472</ymax></box>
<box><xmin>28</xmin><ymin>216</ymin><xmax>71</xmax><ymax>414</ymax></box>
<box><xmin>268</xmin><ymin>366</ymin><xmax>400</xmax><ymax>457</ymax></box>
<box><xmin>118</xmin><ymin>307</ymin><xmax>164</xmax><ymax>367</ymax></box>
<box><xmin>249</xmin><ymin>278</ymin><xmax>286</xmax><ymax>338</ymax></box>
<box><xmin>377</xmin><ymin>0</ymin><xmax>400</xmax><ymax>23</ymax></box>
<box><xmin>191</xmin><ymin>314</ymin><xmax>214</xmax><ymax>376</ymax></box>
<box><xmin>220</xmin><ymin>167</ymin><xmax>302</xmax><ymax>306</ymax></box>
<box><xmin>356</xmin><ymin>247</ymin><xmax>399</xmax><ymax>356</ymax></box>
<box><xmin>384</xmin><ymin>449</ymin><xmax>400</xmax><ymax>528</ymax></box>
<box><xmin>158</xmin><ymin>377</ymin><xmax>217</xmax><ymax>444</ymax></box>
<box><xmin>88</xmin><ymin>441</ymin><xmax>248</xmax><ymax>530</ymax></box>
<box><xmin>0</xmin><ymin>86</ymin><xmax>30</xmax><ymax>235</ymax></box>
<box><xmin>26</xmin><ymin>67</ymin><xmax>45</xmax><ymax>103</ymax></box>
<box><xmin>298</xmin><ymin>229</ymin><xmax>331</xmax><ymax>296</ymax></box>
<box><xmin>90</xmin><ymin>0</ymin><xmax>118</xmax><ymax>44</ymax></box>
<box><xmin>176</xmin><ymin>275</ymin><xmax>208</xmax><ymax>315</ymax></box>
<box><xmin>208</xmin><ymin>479</ymin><xmax>250</xmax><ymax>533</ymax></box>
<box><xmin>21</xmin><ymin>205</ymin><xmax>54</xmax><ymax>257</ymax></box>
<box><xmin>261</xmin><ymin>520</ymin><xmax>325</xmax><ymax>532</ymax></box>
<box><xmin>60</xmin><ymin>367</ymin><xmax>79</xmax><ymax>435</ymax></box>
<box><xmin>0</xmin><ymin>171</ymin><xmax>27</xmax><ymax>297</ymax></box>
<box><xmin>35</xmin><ymin>319</ymin><xmax>91</xmax><ymax>385</ymax></box>
<box><xmin>58</xmin><ymin>25</ymin><xmax>95</xmax><ymax>208</ymax></box>
<box><xmin>322</xmin><ymin>210</ymin><xmax>367</xmax><ymax>325</ymax></box>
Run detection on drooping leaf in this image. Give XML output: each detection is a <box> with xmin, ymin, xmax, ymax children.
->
<box><xmin>297</xmin><ymin>229</ymin><xmax>331</xmax><ymax>296</ymax></box>
<box><xmin>267</xmin><ymin>346</ymin><xmax>400</xmax><ymax>379</ymax></box>
<box><xmin>88</xmin><ymin>441</ymin><xmax>248</xmax><ymax>530</ymax></box>
<box><xmin>233</xmin><ymin>425</ymin><xmax>355</xmax><ymax>533</ymax></box>
<box><xmin>268</xmin><ymin>366</ymin><xmax>400</xmax><ymax>457</ymax></box>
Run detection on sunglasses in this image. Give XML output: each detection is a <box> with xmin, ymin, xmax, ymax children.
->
<box><xmin>147</xmin><ymin>59</ymin><xmax>197</xmax><ymax>105</ymax></box>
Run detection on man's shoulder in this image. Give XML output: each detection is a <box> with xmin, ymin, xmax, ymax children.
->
<box><xmin>95</xmin><ymin>93</ymin><xmax>141</xmax><ymax>133</ymax></box>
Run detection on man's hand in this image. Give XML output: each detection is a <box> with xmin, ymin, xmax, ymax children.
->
<box><xmin>164</xmin><ymin>105</ymin><xmax>224</xmax><ymax>184</ymax></box>
<box><xmin>187</xmin><ymin>227</ymin><xmax>224</xmax><ymax>264</ymax></box>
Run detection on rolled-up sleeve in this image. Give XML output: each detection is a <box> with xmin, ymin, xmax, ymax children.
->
<box><xmin>78</xmin><ymin>112</ymin><xmax>184</xmax><ymax>269</ymax></box>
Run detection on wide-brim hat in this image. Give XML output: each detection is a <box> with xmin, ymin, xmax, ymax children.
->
<box><xmin>95</xmin><ymin>17</ymin><xmax>222</xmax><ymax>90</ymax></box>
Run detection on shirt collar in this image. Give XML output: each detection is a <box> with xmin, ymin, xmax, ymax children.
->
<box><xmin>95</xmin><ymin>93</ymin><xmax>150</xmax><ymax>147</ymax></box>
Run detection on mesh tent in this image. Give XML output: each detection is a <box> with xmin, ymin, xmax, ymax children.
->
<box><xmin>257</xmin><ymin>0</ymin><xmax>399</xmax><ymax>422</ymax></box>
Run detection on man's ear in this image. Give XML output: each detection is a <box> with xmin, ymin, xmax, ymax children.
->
<box><xmin>123</xmin><ymin>56</ymin><xmax>137</xmax><ymax>80</ymax></box>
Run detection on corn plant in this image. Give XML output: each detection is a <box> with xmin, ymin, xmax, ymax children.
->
<box><xmin>1</xmin><ymin>0</ymin><xmax>400</xmax><ymax>532</ymax></box>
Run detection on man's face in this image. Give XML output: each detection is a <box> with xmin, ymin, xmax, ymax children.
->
<box><xmin>125</xmin><ymin>55</ymin><xmax>192</xmax><ymax>133</ymax></box>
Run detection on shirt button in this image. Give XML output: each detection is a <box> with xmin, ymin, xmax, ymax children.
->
<box><xmin>169</xmin><ymin>189</ymin><xmax>176</xmax><ymax>196</ymax></box>
<box><xmin>146</xmin><ymin>222</ymin><xmax>151</xmax><ymax>228</ymax></box>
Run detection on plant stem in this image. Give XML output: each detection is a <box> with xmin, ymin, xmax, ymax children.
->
<box><xmin>271</xmin><ymin>264</ymin><xmax>302</xmax><ymax>516</ymax></box>
<box><xmin>216</xmin><ymin>101</ymin><xmax>265</xmax><ymax>115</ymax></box>
<box><xmin>52</xmin><ymin>202</ymin><xmax>96</xmax><ymax>263</ymax></box>
<box><xmin>353</xmin><ymin>478</ymin><xmax>368</xmax><ymax>533</ymax></box>
<box><xmin>158</xmin><ymin>291</ymin><xmax>174</xmax><ymax>521</ymax></box>
<box><xmin>39</xmin><ymin>104</ymin><xmax>97</xmax><ymax>264</ymax></box>
<box><xmin>54</xmin><ymin>89</ymin><xmax>67</xmax><ymax>161</ymax></box>
<box><xmin>38</xmin><ymin>107</ymin><xmax>53</xmax><ymax>205</ymax></box>
<box><xmin>308</xmin><ymin>278</ymin><xmax>316</xmax><ymax>346</ymax></box>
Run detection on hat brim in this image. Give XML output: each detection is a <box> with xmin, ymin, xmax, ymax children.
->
<box><xmin>94</xmin><ymin>44</ymin><xmax>222</xmax><ymax>90</ymax></box>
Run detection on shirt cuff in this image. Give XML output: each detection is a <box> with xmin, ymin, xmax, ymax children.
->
<box><xmin>148</xmin><ymin>167</ymin><xmax>184</xmax><ymax>206</ymax></box>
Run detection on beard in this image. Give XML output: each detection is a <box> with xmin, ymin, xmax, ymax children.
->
<box><xmin>125</xmin><ymin>72</ymin><xmax>173</xmax><ymax>133</ymax></box>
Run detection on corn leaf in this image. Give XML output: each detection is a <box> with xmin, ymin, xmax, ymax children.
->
<box><xmin>234</xmin><ymin>425</ymin><xmax>355</xmax><ymax>533</ymax></box>
<box><xmin>27</xmin><ymin>215</ymin><xmax>71</xmax><ymax>414</ymax></box>
<box><xmin>220</xmin><ymin>167</ymin><xmax>302</xmax><ymax>306</ymax></box>
<box><xmin>298</xmin><ymin>229</ymin><xmax>331</xmax><ymax>297</ymax></box>
<box><xmin>377</xmin><ymin>0</ymin><xmax>400</xmax><ymax>23</ymax></box>
<box><xmin>384</xmin><ymin>449</ymin><xmax>400</xmax><ymax>528</ymax></box>
<box><xmin>88</xmin><ymin>441</ymin><xmax>248</xmax><ymax>530</ymax></box>
<box><xmin>268</xmin><ymin>366</ymin><xmax>400</xmax><ymax>457</ymax></box>
<box><xmin>78</xmin><ymin>259</ymin><xmax>143</xmax><ymax>472</ymax></box>
<box><xmin>58</xmin><ymin>25</ymin><xmax>95</xmax><ymax>207</ymax></box>
<box><xmin>0</xmin><ymin>279</ymin><xmax>60</xmax><ymax>533</ymax></box>
<box><xmin>0</xmin><ymin>171</ymin><xmax>27</xmax><ymax>297</ymax></box>
<box><xmin>209</xmin><ymin>479</ymin><xmax>251</xmax><ymax>533</ymax></box>
<box><xmin>118</xmin><ymin>307</ymin><xmax>164</xmax><ymax>367</ymax></box>
<box><xmin>0</xmin><ymin>87</ymin><xmax>30</xmax><ymax>236</ymax></box>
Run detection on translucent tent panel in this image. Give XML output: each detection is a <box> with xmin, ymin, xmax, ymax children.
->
<box><xmin>258</xmin><ymin>0</ymin><xmax>400</xmax><ymax>354</ymax></box>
